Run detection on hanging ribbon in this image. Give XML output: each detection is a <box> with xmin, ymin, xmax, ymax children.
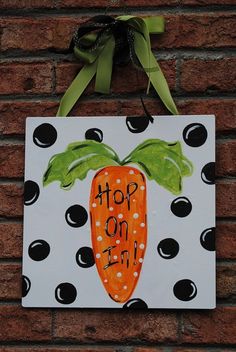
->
<box><xmin>56</xmin><ymin>15</ymin><xmax>178</xmax><ymax>117</ymax></box>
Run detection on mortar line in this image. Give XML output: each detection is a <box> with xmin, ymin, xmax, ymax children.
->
<box><xmin>1</xmin><ymin>49</ymin><xmax>236</xmax><ymax>62</ymax></box>
<box><xmin>0</xmin><ymin>5</ymin><xmax>236</xmax><ymax>17</ymax></box>
<box><xmin>1</xmin><ymin>92</ymin><xmax>236</xmax><ymax>101</ymax></box>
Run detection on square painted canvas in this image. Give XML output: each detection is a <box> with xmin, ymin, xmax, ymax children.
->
<box><xmin>22</xmin><ymin>115</ymin><xmax>215</xmax><ymax>309</ymax></box>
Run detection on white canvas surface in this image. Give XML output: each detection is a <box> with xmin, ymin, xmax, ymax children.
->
<box><xmin>22</xmin><ymin>115</ymin><xmax>215</xmax><ymax>309</ymax></box>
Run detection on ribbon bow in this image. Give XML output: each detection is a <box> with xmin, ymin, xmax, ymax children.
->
<box><xmin>57</xmin><ymin>15</ymin><xmax>178</xmax><ymax>117</ymax></box>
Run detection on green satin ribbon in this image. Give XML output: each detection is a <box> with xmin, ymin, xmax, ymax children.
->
<box><xmin>56</xmin><ymin>15</ymin><xmax>178</xmax><ymax>117</ymax></box>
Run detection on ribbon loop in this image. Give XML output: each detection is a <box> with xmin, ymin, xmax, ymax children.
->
<box><xmin>57</xmin><ymin>15</ymin><xmax>178</xmax><ymax>117</ymax></box>
<box><xmin>95</xmin><ymin>36</ymin><xmax>115</xmax><ymax>94</ymax></box>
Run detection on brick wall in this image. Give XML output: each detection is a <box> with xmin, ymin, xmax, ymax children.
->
<box><xmin>0</xmin><ymin>0</ymin><xmax>236</xmax><ymax>351</ymax></box>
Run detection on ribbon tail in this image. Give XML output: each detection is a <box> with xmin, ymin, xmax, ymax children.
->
<box><xmin>134</xmin><ymin>32</ymin><xmax>178</xmax><ymax>115</ymax></box>
<box><xmin>143</xmin><ymin>16</ymin><xmax>165</xmax><ymax>34</ymax></box>
<box><xmin>95</xmin><ymin>37</ymin><xmax>115</xmax><ymax>94</ymax></box>
<box><xmin>117</xmin><ymin>15</ymin><xmax>164</xmax><ymax>34</ymax></box>
<box><xmin>56</xmin><ymin>61</ymin><xmax>97</xmax><ymax>117</ymax></box>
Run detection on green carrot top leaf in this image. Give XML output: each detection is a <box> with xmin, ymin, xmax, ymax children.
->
<box><xmin>43</xmin><ymin>140</ymin><xmax>120</xmax><ymax>190</ymax></box>
<box><xmin>122</xmin><ymin>139</ymin><xmax>193</xmax><ymax>195</ymax></box>
<box><xmin>43</xmin><ymin>139</ymin><xmax>193</xmax><ymax>194</ymax></box>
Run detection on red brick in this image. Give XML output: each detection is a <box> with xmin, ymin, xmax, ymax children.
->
<box><xmin>0</xmin><ymin>0</ymin><xmax>54</xmax><ymax>9</ymax></box>
<box><xmin>55</xmin><ymin>62</ymin><xmax>87</xmax><ymax>94</ymax></box>
<box><xmin>180</xmin><ymin>58</ymin><xmax>236</xmax><ymax>93</ymax></box>
<box><xmin>153</xmin><ymin>13</ymin><xmax>236</xmax><ymax>49</ymax></box>
<box><xmin>133</xmin><ymin>349</ymin><xmax>164</xmax><ymax>352</ymax></box>
<box><xmin>178</xmin><ymin>98</ymin><xmax>236</xmax><ymax>134</ymax></box>
<box><xmin>70</xmin><ymin>99</ymin><xmax>120</xmax><ymax>116</ymax></box>
<box><xmin>2</xmin><ymin>14</ymin><xmax>235</xmax><ymax>52</ymax></box>
<box><xmin>54</xmin><ymin>310</ymin><xmax>178</xmax><ymax>343</ymax></box>
<box><xmin>174</xmin><ymin>349</ymin><xmax>236</xmax><ymax>352</ymax></box>
<box><xmin>0</xmin><ymin>349</ymin><xmax>115</xmax><ymax>352</ymax></box>
<box><xmin>120</xmin><ymin>97</ymin><xmax>168</xmax><ymax>116</ymax></box>
<box><xmin>55</xmin><ymin>60</ymin><xmax>176</xmax><ymax>94</ymax></box>
<box><xmin>1</xmin><ymin>18</ymin><xmax>55</xmax><ymax>52</ymax></box>
<box><xmin>1</xmin><ymin>0</ymin><xmax>177</xmax><ymax>9</ymax></box>
<box><xmin>181</xmin><ymin>307</ymin><xmax>236</xmax><ymax>344</ymax></box>
<box><xmin>216</xmin><ymin>222</ymin><xmax>236</xmax><ymax>259</ymax></box>
<box><xmin>114</xmin><ymin>60</ymin><xmax>176</xmax><ymax>94</ymax></box>
<box><xmin>0</xmin><ymin>305</ymin><xmax>52</xmax><ymax>341</ymax></box>
<box><xmin>0</xmin><ymin>62</ymin><xmax>53</xmax><ymax>95</ymax></box>
<box><xmin>0</xmin><ymin>100</ymin><xmax>121</xmax><ymax>136</ymax></box>
<box><xmin>0</xmin><ymin>184</ymin><xmax>23</xmax><ymax>218</ymax></box>
<box><xmin>0</xmin><ymin>145</ymin><xmax>24</xmax><ymax>178</ymax></box>
<box><xmin>217</xmin><ymin>264</ymin><xmax>236</xmax><ymax>300</ymax></box>
<box><xmin>0</xmin><ymin>0</ymin><xmax>234</xmax><ymax>8</ymax></box>
<box><xmin>183</xmin><ymin>0</ymin><xmax>235</xmax><ymax>4</ymax></box>
<box><xmin>216</xmin><ymin>182</ymin><xmax>236</xmax><ymax>218</ymax></box>
<box><xmin>0</xmin><ymin>264</ymin><xmax>21</xmax><ymax>300</ymax></box>
<box><xmin>0</xmin><ymin>101</ymin><xmax>58</xmax><ymax>136</ymax></box>
<box><xmin>0</xmin><ymin>223</ymin><xmax>22</xmax><ymax>258</ymax></box>
<box><xmin>0</xmin><ymin>17</ymin><xmax>81</xmax><ymax>52</ymax></box>
<box><xmin>217</xmin><ymin>141</ymin><xmax>236</xmax><ymax>177</ymax></box>
<box><xmin>58</xmin><ymin>0</ymin><xmax>179</xmax><ymax>7</ymax></box>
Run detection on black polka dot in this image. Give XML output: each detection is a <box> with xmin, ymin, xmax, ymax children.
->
<box><xmin>24</xmin><ymin>180</ymin><xmax>40</xmax><ymax>206</ymax></box>
<box><xmin>55</xmin><ymin>282</ymin><xmax>77</xmax><ymax>304</ymax></box>
<box><xmin>173</xmin><ymin>279</ymin><xmax>197</xmax><ymax>301</ymax></box>
<box><xmin>28</xmin><ymin>239</ymin><xmax>50</xmax><ymax>261</ymax></box>
<box><xmin>65</xmin><ymin>205</ymin><xmax>88</xmax><ymax>227</ymax></box>
<box><xmin>85</xmin><ymin>128</ymin><xmax>103</xmax><ymax>142</ymax></box>
<box><xmin>201</xmin><ymin>162</ymin><xmax>215</xmax><ymax>184</ymax></box>
<box><xmin>171</xmin><ymin>197</ymin><xmax>192</xmax><ymax>217</ymax></box>
<box><xmin>22</xmin><ymin>275</ymin><xmax>31</xmax><ymax>297</ymax></box>
<box><xmin>76</xmin><ymin>247</ymin><xmax>95</xmax><ymax>268</ymax></box>
<box><xmin>126</xmin><ymin>116</ymin><xmax>150</xmax><ymax>133</ymax></box>
<box><xmin>33</xmin><ymin>123</ymin><xmax>57</xmax><ymax>148</ymax></box>
<box><xmin>200</xmin><ymin>227</ymin><xmax>215</xmax><ymax>251</ymax></box>
<box><xmin>123</xmin><ymin>298</ymin><xmax>148</xmax><ymax>309</ymax></box>
<box><xmin>157</xmin><ymin>238</ymin><xmax>179</xmax><ymax>259</ymax></box>
<box><xmin>183</xmin><ymin>123</ymin><xmax>207</xmax><ymax>147</ymax></box>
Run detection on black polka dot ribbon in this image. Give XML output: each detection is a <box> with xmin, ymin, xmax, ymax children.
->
<box><xmin>56</xmin><ymin>15</ymin><xmax>178</xmax><ymax>117</ymax></box>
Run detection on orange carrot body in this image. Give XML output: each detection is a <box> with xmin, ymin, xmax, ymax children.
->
<box><xmin>90</xmin><ymin>166</ymin><xmax>147</xmax><ymax>303</ymax></box>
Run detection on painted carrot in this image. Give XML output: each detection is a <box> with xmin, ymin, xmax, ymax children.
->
<box><xmin>90</xmin><ymin>166</ymin><xmax>146</xmax><ymax>302</ymax></box>
<box><xmin>43</xmin><ymin>138</ymin><xmax>193</xmax><ymax>303</ymax></box>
